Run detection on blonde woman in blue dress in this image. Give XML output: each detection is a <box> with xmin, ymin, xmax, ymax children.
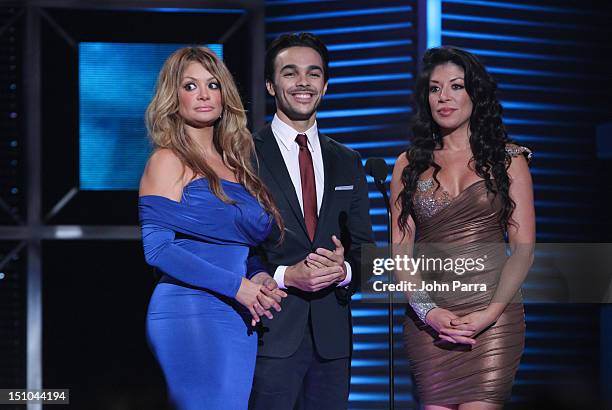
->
<box><xmin>139</xmin><ymin>47</ymin><xmax>285</xmax><ymax>409</ymax></box>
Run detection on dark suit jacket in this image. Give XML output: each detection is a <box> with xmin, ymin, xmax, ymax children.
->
<box><xmin>248</xmin><ymin>124</ymin><xmax>374</xmax><ymax>360</ymax></box>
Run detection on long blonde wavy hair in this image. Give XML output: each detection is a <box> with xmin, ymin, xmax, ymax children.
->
<box><xmin>145</xmin><ymin>46</ymin><xmax>284</xmax><ymax>236</ymax></box>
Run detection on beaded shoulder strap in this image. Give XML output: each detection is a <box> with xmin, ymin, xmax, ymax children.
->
<box><xmin>505</xmin><ymin>144</ymin><xmax>533</xmax><ymax>164</ymax></box>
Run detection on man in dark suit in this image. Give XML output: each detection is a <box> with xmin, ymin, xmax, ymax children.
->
<box><xmin>247</xmin><ymin>33</ymin><xmax>374</xmax><ymax>410</ymax></box>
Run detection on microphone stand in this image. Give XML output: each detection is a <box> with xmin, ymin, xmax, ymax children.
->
<box><xmin>373</xmin><ymin>177</ymin><xmax>395</xmax><ymax>410</ymax></box>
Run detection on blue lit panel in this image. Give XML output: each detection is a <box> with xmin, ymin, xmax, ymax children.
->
<box><xmin>443</xmin><ymin>0</ymin><xmax>584</xmax><ymax>13</ymax></box>
<box><xmin>267</xmin><ymin>22</ymin><xmax>412</xmax><ymax>38</ymax></box>
<box><xmin>265</xmin><ymin>5</ymin><xmax>412</xmax><ymax>22</ymax></box>
<box><xmin>427</xmin><ymin>0</ymin><xmax>442</xmax><ymax>48</ymax></box>
<box><xmin>327</xmin><ymin>39</ymin><xmax>413</xmax><ymax>51</ymax></box>
<box><xmin>79</xmin><ymin>42</ymin><xmax>223</xmax><ymax>190</ymax></box>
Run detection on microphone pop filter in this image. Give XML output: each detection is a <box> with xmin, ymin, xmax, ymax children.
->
<box><xmin>365</xmin><ymin>158</ymin><xmax>389</xmax><ymax>183</ymax></box>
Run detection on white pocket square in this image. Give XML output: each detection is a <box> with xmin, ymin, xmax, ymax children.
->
<box><xmin>335</xmin><ymin>185</ymin><xmax>354</xmax><ymax>191</ymax></box>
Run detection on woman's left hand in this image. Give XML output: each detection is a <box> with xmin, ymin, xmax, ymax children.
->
<box><xmin>450</xmin><ymin>308</ymin><xmax>500</xmax><ymax>338</ymax></box>
<box><xmin>259</xmin><ymin>277</ymin><xmax>288</xmax><ymax>307</ymax></box>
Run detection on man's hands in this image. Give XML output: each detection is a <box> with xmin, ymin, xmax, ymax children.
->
<box><xmin>239</xmin><ymin>236</ymin><xmax>349</xmax><ymax>324</ymax></box>
<box><xmin>285</xmin><ymin>261</ymin><xmax>344</xmax><ymax>292</ymax></box>
<box><xmin>306</xmin><ymin>235</ymin><xmax>346</xmax><ymax>274</ymax></box>
<box><xmin>285</xmin><ymin>235</ymin><xmax>347</xmax><ymax>292</ymax></box>
<box><xmin>236</xmin><ymin>274</ymin><xmax>287</xmax><ymax>326</ymax></box>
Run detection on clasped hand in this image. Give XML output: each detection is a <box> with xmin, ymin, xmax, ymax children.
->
<box><xmin>285</xmin><ymin>235</ymin><xmax>347</xmax><ymax>292</ymax></box>
<box><xmin>236</xmin><ymin>275</ymin><xmax>287</xmax><ymax>327</ymax></box>
<box><xmin>425</xmin><ymin>307</ymin><xmax>500</xmax><ymax>345</ymax></box>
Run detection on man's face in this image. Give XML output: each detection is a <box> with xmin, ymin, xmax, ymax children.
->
<box><xmin>266</xmin><ymin>46</ymin><xmax>328</xmax><ymax>124</ymax></box>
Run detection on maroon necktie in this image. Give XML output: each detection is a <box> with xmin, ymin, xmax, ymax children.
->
<box><xmin>295</xmin><ymin>133</ymin><xmax>318</xmax><ymax>242</ymax></box>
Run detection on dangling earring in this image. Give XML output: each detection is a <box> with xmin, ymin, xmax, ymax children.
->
<box><xmin>432</xmin><ymin>131</ymin><xmax>441</xmax><ymax>148</ymax></box>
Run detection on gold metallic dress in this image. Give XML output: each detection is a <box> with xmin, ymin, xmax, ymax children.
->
<box><xmin>403</xmin><ymin>145</ymin><xmax>531</xmax><ymax>405</ymax></box>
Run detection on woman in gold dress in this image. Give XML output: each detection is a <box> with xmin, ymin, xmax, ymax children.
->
<box><xmin>390</xmin><ymin>46</ymin><xmax>535</xmax><ymax>409</ymax></box>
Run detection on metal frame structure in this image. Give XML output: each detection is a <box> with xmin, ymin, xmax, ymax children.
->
<box><xmin>0</xmin><ymin>2</ymin><xmax>265</xmax><ymax>408</ymax></box>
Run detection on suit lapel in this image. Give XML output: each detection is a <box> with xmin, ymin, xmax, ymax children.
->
<box><xmin>254</xmin><ymin>125</ymin><xmax>309</xmax><ymax>240</ymax></box>
<box><xmin>313</xmin><ymin>133</ymin><xmax>336</xmax><ymax>244</ymax></box>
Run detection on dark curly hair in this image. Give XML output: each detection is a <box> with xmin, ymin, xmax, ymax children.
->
<box><xmin>397</xmin><ymin>46</ymin><xmax>525</xmax><ymax>237</ymax></box>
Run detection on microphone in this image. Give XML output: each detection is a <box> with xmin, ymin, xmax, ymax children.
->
<box><xmin>365</xmin><ymin>158</ymin><xmax>388</xmax><ymax>185</ymax></box>
<box><xmin>364</xmin><ymin>157</ymin><xmax>395</xmax><ymax>409</ymax></box>
<box><xmin>365</xmin><ymin>158</ymin><xmax>390</xmax><ymax>210</ymax></box>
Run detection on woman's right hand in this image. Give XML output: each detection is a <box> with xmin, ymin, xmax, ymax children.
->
<box><xmin>425</xmin><ymin>307</ymin><xmax>477</xmax><ymax>345</ymax></box>
<box><xmin>236</xmin><ymin>277</ymin><xmax>275</xmax><ymax>326</ymax></box>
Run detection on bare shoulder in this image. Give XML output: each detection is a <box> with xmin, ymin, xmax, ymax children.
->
<box><xmin>390</xmin><ymin>151</ymin><xmax>409</xmax><ymax>196</ymax></box>
<box><xmin>392</xmin><ymin>152</ymin><xmax>409</xmax><ymax>179</ymax></box>
<box><xmin>139</xmin><ymin>148</ymin><xmax>186</xmax><ymax>200</ymax></box>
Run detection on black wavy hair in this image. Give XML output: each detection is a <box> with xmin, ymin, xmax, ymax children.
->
<box><xmin>397</xmin><ymin>46</ymin><xmax>524</xmax><ymax>237</ymax></box>
<box><xmin>265</xmin><ymin>32</ymin><xmax>330</xmax><ymax>84</ymax></box>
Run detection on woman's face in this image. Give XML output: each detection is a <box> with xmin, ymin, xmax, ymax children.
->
<box><xmin>178</xmin><ymin>62</ymin><xmax>223</xmax><ymax>127</ymax></box>
<box><xmin>428</xmin><ymin>62</ymin><xmax>473</xmax><ymax>134</ymax></box>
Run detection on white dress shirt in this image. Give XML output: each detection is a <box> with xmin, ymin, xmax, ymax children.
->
<box><xmin>270</xmin><ymin>114</ymin><xmax>352</xmax><ymax>289</ymax></box>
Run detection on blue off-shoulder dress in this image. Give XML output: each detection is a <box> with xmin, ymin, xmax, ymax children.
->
<box><xmin>138</xmin><ymin>178</ymin><xmax>272</xmax><ymax>410</ymax></box>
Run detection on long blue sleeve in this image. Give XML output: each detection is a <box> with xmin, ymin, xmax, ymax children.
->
<box><xmin>246</xmin><ymin>253</ymin><xmax>267</xmax><ymax>280</ymax></box>
<box><xmin>141</xmin><ymin>222</ymin><xmax>243</xmax><ymax>298</ymax></box>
